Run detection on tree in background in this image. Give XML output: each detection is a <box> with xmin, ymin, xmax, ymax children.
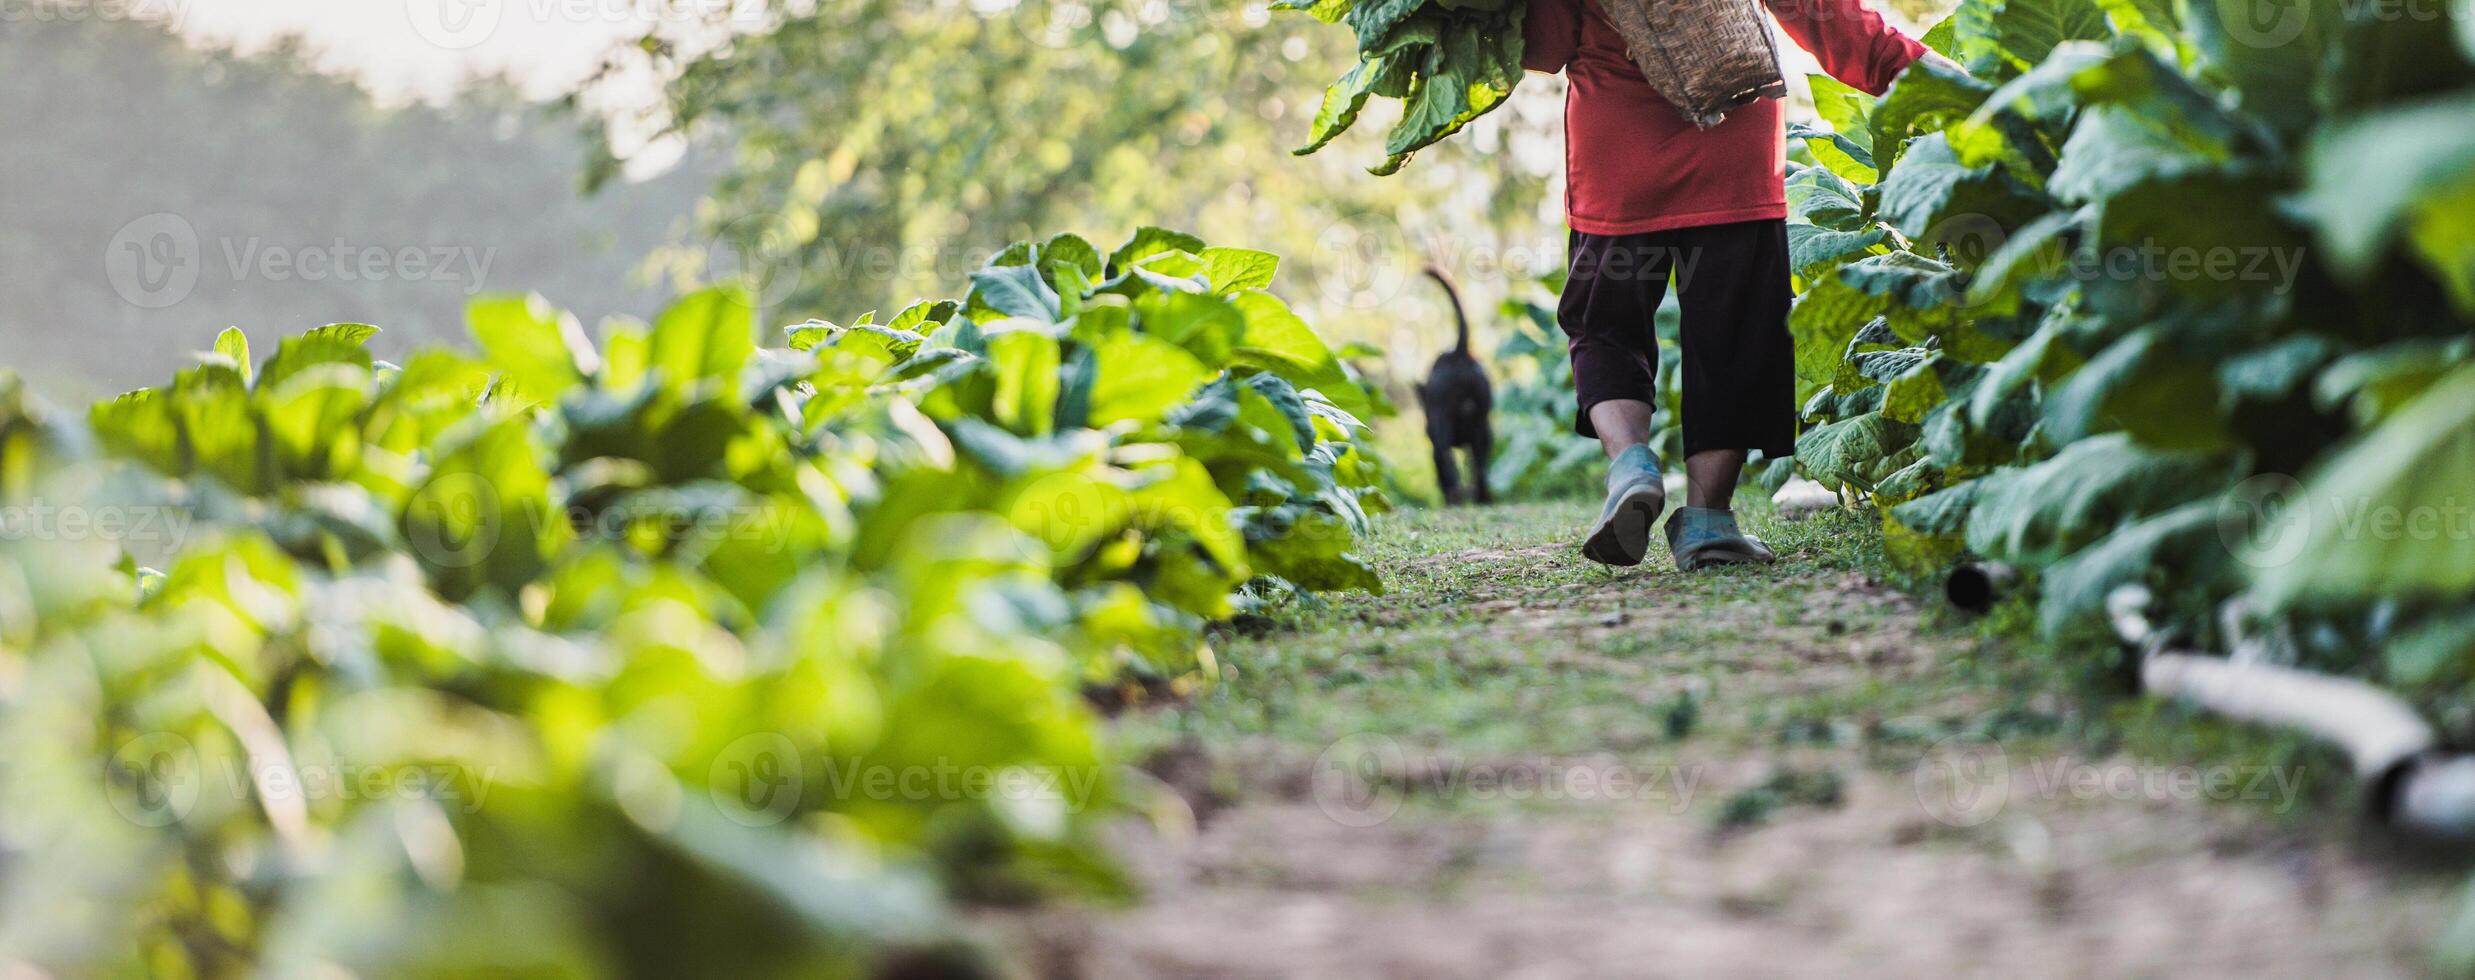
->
<box><xmin>0</xmin><ymin>9</ymin><xmax>708</xmax><ymax>400</ymax></box>
<box><xmin>576</xmin><ymin>0</ymin><xmax>1568</xmax><ymax>364</ymax></box>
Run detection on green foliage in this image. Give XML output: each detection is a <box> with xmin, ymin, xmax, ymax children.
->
<box><xmin>5</xmin><ymin>230</ymin><xmax>1383</xmax><ymax>974</ymax></box>
<box><xmin>1787</xmin><ymin>0</ymin><xmax>2475</xmax><ymax>675</ymax></box>
<box><xmin>589</xmin><ymin>0</ymin><xmax>1560</xmax><ymax>340</ymax></box>
<box><xmin>1279</xmin><ymin>0</ymin><xmax>1530</xmax><ymax>173</ymax></box>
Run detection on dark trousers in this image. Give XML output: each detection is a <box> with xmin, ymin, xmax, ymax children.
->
<box><xmin>1555</xmin><ymin>219</ymin><xmax>1798</xmax><ymax>459</ymax></box>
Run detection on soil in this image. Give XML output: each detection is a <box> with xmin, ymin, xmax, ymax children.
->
<box><xmin>980</xmin><ymin>504</ymin><xmax>2459</xmax><ymax>978</ymax></box>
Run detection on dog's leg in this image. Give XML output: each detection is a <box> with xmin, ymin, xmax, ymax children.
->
<box><xmin>1470</xmin><ymin>424</ymin><xmax>1494</xmax><ymax>506</ymax></box>
<box><xmin>1430</xmin><ymin>422</ymin><xmax>1464</xmax><ymax>505</ymax></box>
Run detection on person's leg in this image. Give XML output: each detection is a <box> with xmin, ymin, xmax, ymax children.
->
<box><xmin>1559</xmin><ymin>230</ymin><xmax>1675</xmax><ymax>566</ymax></box>
<box><xmin>1685</xmin><ymin>449</ymin><xmax>1745</xmax><ymax>509</ymax></box>
<box><xmin>1665</xmin><ymin>219</ymin><xmax>1797</xmax><ymax>569</ymax></box>
<box><xmin>1586</xmin><ymin>399</ymin><xmax>1655</xmax><ymax>459</ymax></box>
<box><xmin>1558</xmin><ymin>231</ymin><xmax>1673</xmax><ymax>453</ymax></box>
<box><xmin>1671</xmin><ymin>218</ymin><xmax>1797</xmax><ymax>504</ymax></box>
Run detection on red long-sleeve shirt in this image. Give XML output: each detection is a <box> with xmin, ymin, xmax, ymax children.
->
<box><xmin>1523</xmin><ymin>0</ymin><xmax>1927</xmax><ymax>235</ymax></box>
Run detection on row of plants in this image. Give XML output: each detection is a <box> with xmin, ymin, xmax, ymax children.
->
<box><xmin>0</xmin><ymin>229</ymin><xmax>1386</xmax><ymax>975</ymax></box>
<box><xmin>1782</xmin><ymin>0</ymin><xmax>2475</xmax><ymax>711</ymax></box>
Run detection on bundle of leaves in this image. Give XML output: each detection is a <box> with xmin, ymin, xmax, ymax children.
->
<box><xmin>1278</xmin><ymin>0</ymin><xmax>1530</xmax><ymax>174</ymax></box>
<box><xmin>1783</xmin><ymin>0</ymin><xmax>2475</xmax><ymax>706</ymax></box>
<box><xmin>0</xmin><ymin>229</ymin><xmax>1385</xmax><ymax>974</ymax></box>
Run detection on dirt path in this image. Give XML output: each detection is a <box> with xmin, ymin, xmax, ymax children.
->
<box><xmin>987</xmin><ymin>503</ymin><xmax>2456</xmax><ymax>978</ymax></box>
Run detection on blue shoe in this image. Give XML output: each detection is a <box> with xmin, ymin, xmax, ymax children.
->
<box><xmin>1665</xmin><ymin>506</ymin><xmax>1777</xmax><ymax>571</ymax></box>
<box><xmin>1582</xmin><ymin>446</ymin><xmax>1667</xmax><ymax>567</ymax></box>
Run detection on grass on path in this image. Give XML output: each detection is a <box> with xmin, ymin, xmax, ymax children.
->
<box><xmin>994</xmin><ymin>499</ymin><xmax>2456</xmax><ymax>978</ymax></box>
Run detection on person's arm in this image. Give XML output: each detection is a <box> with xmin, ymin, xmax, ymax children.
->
<box><xmin>1766</xmin><ymin>0</ymin><xmax>1932</xmax><ymax>95</ymax></box>
<box><xmin>1522</xmin><ymin>0</ymin><xmax>1584</xmax><ymax>75</ymax></box>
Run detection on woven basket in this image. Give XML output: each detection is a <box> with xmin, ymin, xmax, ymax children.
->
<box><xmin>1595</xmin><ymin>0</ymin><xmax>1787</xmax><ymax>129</ymax></box>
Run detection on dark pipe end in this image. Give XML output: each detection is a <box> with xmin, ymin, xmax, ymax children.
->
<box><xmin>1945</xmin><ymin>563</ymin><xmax>2015</xmax><ymax>614</ymax></box>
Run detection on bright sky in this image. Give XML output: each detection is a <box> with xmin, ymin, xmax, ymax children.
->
<box><xmin>161</xmin><ymin>0</ymin><xmax>666</xmax><ymax>102</ymax></box>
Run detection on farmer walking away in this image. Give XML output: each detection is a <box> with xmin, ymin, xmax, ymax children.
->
<box><xmin>1524</xmin><ymin>0</ymin><xmax>1957</xmax><ymax>570</ymax></box>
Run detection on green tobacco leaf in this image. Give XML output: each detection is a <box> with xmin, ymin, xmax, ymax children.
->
<box><xmin>469</xmin><ymin>294</ymin><xmax>595</xmax><ymax>401</ymax></box>
<box><xmin>1962</xmin><ymin>432</ymin><xmax>2232</xmax><ymax>563</ymax></box>
<box><xmin>259</xmin><ymin>323</ymin><xmax>379</xmax><ymax>394</ymax></box>
<box><xmin>1989</xmin><ymin>0</ymin><xmax>2111</xmax><ymax>73</ymax></box>
<box><xmin>1808</xmin><ymin>76</ymin><xmax>1878</xmax><ymax>152</ymax></box>
<box><xmin>2036</xmin><ymin>498</ymin><xmax>2228</xmax><ymax>635</ymax></box>
<box><xmin>987</xmin><ymin>331</ymin><xmax>1062</xmax><ymax>436</ymax></box>
<box><xmin>1796</xmin><ymin>412</ymin><xmax>1917</xmax><ymax>489</ymax></box>
<box><xmin>1871</xmin><ymin>58</ymin><xmax>1995</xmax><ymax>172</ymax></box>
<box><xmin>1108</xmin><ymin>227</ymin><xmax>1208</xmax><ymax>273</ymax></box>
<box><xmin>2182</xmin><ymin>0</ymin><xmax>2338</xmax><ymax>139</ymax></box>
<box><xmin>1372</xmin><ymin>17</ymin><xmax>1521</xmax><ymax>174</ymax></box>
<box><xmin>1790</xmin><ymin>273</ymin><xmax>1890</xmax><ymax>390</ymax></box>
<box><xmin>2048</xmin><ymin>104</ymin><xmax>2231</xmax><ymax>205</ymax></box>
<box><xmin>261</xmin><ymin>364</ymin><xmax>370</xmax><ymax>483</ymax></box>
<box><xmin>2090</xmin><ymin>171</ymin><xmax>2300</xmax><ymax>303</ymax></box>
<box><xmin>1299</xmin><ymin>56</ymin><xmax>1387</xmax><ymax>155</ymax></box>
<box><xmin>1787</xmin><ymin>165</ymin><xmax>1872</xmax><ymax>230</ymax></box>
<box><xmin>1873</xmin><ymin>134</ymin><xmax>2050</xmax><ymax>247</ymax></box>
<box><xmin>214</xmin><ymin>327</ymin><xmax>253</xmax><ymax>384</ymax></box>
<box><xmin>2314</xmin><ymin>337</ymin><xmax>2471</xmax><ymax>426</ymax></box>
<box><xmin>1135</xmin><ymin>290</ymin><xmax>1244</xmax><ymax>366</ymax></box>
<box><xmin>2303</xmin><ymin>92</ymin><xmax>2475</xmax><ymax>291</ymax></box>
<box><xmin>1228</xmin><ymin>291</ymin><xmax>1365</xmax><ymax>415</ymax></box>
<box><xmin>649</xmin><ymin>286</ymin><xmax>757</xmax><ymax>388</ymax></box>
<box><xmin>1088</xmin><ymin>334</ymin><xmax>1211</xmax><ymax>425</ymax></box>
<box><xmin>1201</xmin><ymin>247</ymin><xmax>1281</xmax><ymax>293</ymax></box>
<box><xmin>1786</xmin><ymin>224</ymin><xmax>1887</xmax><ymax>278</ymax></box>
<box><xmin>1346</xmin><ymin>0</ymin><xmax>1426</xmax><ymax>47</ymax></box>
<box><xmin>1882</xmin><ymin>351</ymin><xmax>1949</xmax><ymax>424</ymax></box>
<box><xmin>402</xmin><ymin>418</ymin><xmax>565</xmax><ymax>600</ymax></box>
<box><xmin>887</xmin><ymin>300</ymin><xmax>961</xmax><ymax>334</ymax></box>
<box><xmin>1041</xmin><ymin>233</ymin><xmax>1105</xmax><ymax>281</ymax></box>
<box><xmin>1790</xmin><ymin>122</ymin><xmax>1877</xmax><ymax>184</ymax></box>
<box><xmin>2043</xmin><ymin>328</ymin><xmax>2230</xmax><ymax>451</ymax></box>
<box><xmin>2257</xmin><ymin>363</ymin><xmax>2475</xmax><ymax>605</ymax></box>
<box><xmin>1966</xmin><ymin>210</ymin><xmax>2081</xmax><ymax>310</ymax></box>
<box><xmin>1891</xmin><ymin>479</ymin><xmax>1985</xmax><ymax>535</ymax></box>
<box><xmin>1273</xmin><ymin>0</ymin><xmax>1351</xmax><ymax>22</ymax></box>
<box><xmin>969</xmin><ymin>263</ymin><xmax>1064</xmax><ymax>324</ymax></box>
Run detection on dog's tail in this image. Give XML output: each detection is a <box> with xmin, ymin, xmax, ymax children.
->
<box><xmin>1424</xmin><ymin>264</ymin><xmax>1470</xmax><ymax>355</ymax></box>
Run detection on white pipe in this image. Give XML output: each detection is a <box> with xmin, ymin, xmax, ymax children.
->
<box><xmin>2110</xmin><ymin>585</ymin><xmax>2475</xmax><ymax>841</ymax></box>
<box><xmin>2140</xmin><ymin>653</ymin><xmax>2434</xmax><ymax>779</ymax></box>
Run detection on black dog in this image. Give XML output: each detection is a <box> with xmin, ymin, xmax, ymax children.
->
<box><xmin>1418</xmin><ymin>266</ymin><xmax>1495</xmax><ymax>505</ymax></box>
